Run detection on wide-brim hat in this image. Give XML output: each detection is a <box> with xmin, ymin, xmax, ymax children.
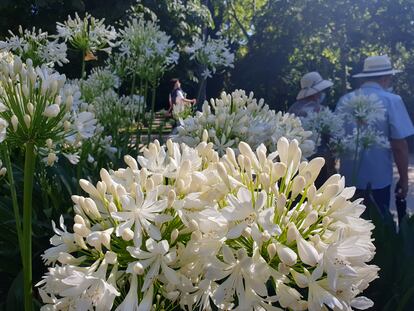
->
<box><xmin>353</xmin><ymin>55</ymin><xmax>402</xmax><ymax>78</ymax></box>
<box><xmin>296</xmin><ymin>71</ymin><xmax>333</xmax><ymax>100</ymax></box>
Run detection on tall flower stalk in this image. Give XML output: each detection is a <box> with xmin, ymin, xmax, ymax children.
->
<box><xmin>0</xmin><ymin>55</ymin><xmax>79</xmax><ymax>310</ymax></box>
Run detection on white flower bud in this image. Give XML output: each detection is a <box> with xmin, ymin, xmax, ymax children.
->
<box><xmin>105</xmin><ymin>251</ymin><xmax>117</xmax><ymax>264</ymax></box>
<box><xmin>278</xmin><ymin>262</ymin><xmax>290</xmax><ymax>275</ymax></box>
<box><xmin>13</xmin><ymin>57</ymin><xmax>22</xmax><ymax>74</ymax></box>
<box><xmin>302</xmin><ymin>210</ymin><xmax>318</xmax><ymax>229</ymax></box>
<box><xmin>73</xmin><ymin>223</ymin><xmax>90</xmax><ymax>237</ymax></box>
<box><xmin>267</xmin><ymin>243</ymin><xmax>277</xmax><ymax>259</ymax></box>
<box><xmin>64</xmin><ymin>120</ymin><xmax>71</xmax><ymax>132</ymax></box>
<box><xmin>276</xmin><ymin>244</ymin><xmax>297</xmax><ymax>266</ymax></box>
<box><xmin>170</xmin><ymin>229</ymin><xmax>179</xmax><ymax>243</ymax></box>
<box><xmin>43</xmin><ymin>104</ymin><xmax>60</xmax><ymax>118</ymax></box>
<box><xmin>290</xmin><ymin>269</ymin><xmax>309</xmax><ymax>288</ymax></box>
<box><xmin>272</xmin><ymin>162</ymin><xmax>286</xmax><ymax>180</ymax></box>
<box><xmin>167</xmin><ymin>190</ymin><xmax>176</xmax><ymax>207</ymax></box>
<box><xmin>189</xmin><ymin>219</ymin><xmax>199</xmax><ymax>231</ymax></box>
<box><xmin>46</xmin><ymin>153</ymin><xmax>57</xmax><ymax>166</ymax></box>
<box><xmin>45</xmin><ymin>138</ymin><xmax>53</xmax><ymax>149</ymax></box>
<box><xmin>286</xmin><ymin>223</ymin><xmax>298</xmax><ymax>244</ymax></box>
<box><xmin>291</xmin><ymin>175</ymin><xmax>306</xmax><ymax>199</ymax></box>
<box><xmin>11</xmin><ymin>115</ymin><xmax>18</xmax><ymax>132</ymax></box>
<box><xmin>133</xmin><ymin>262</ymin><xmax>144</xmax><ymax>275</ymax></box>
<box><xmin>124</xmin><ymin>155</ymin><xmax>138</xmax><ymax>170</ymax></box>
<box><xmin>22</xmin><ymin>85</ymin><xmax>29</xmax><ymax>98</ymax></box>
<box><xmin>0</xmin><ymin>167</ymin><xmax>7</xmax><ymax>176</ymax></box>
<box><xmin>54</xmin><ymin>95</ymin><xmax>62</xmax><ymax>106</ymax></box>
<box><xmin>23</xmin><ymin>114</ymin><xmax>31</xmax><ymax>128</ymax></box>
<box><xmin>74</xmin><ymin>214</ymin><xmax>85</xmax><ymax>225</ymax></box>
<box><xmin>58</xmin><ymin>252</ymin><xmax>77</xmax><ymax>265</ymax></box>
<box><xmin>202</xmin><ymin>129</ymin><xmax>209</xmax><ymax>142</ymax></box>
<box><xmin>121</xmin><ymin>228</ymin><xmax>134</xmax><ymax>241</ymax></box>
<box><xmin>296</xmin><ymin>236</ymin><xmax>319</xmax><ymax>267</ymax></box>
<box><xmin>65</xmin><ymin>95</ymin><xmax>73</xmax><ymax>111</ymax></box>
<box><xmin>84</xmin><ymin>197</ymin><xmax>101</xmax><ymax>219</ymax></box>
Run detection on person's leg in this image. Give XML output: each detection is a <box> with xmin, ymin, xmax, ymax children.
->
<box><xmin>371</xmin><ymin>185</ymin><xmax>391</xmax><ymax>217</ymax></box>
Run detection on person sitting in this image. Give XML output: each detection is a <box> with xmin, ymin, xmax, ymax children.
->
<box><xmin>288</xmin><ymin>71</ymin><xmax>333</xmax><ymax>117</ymax></box>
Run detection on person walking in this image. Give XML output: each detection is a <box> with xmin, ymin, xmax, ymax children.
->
<box><xmin>288</xmin><ymin>71</ymin><xmax>333</xmax><ymax>117</ymax></box>
<box><xmin>168</xmin><ymin>78</ymin><xmax>196</xmax><ymax>116</ymax></box>
<box><xmin>336</xmin><ymin>55</ymin><xmax>414</xmax><ymax>219</ymax></box>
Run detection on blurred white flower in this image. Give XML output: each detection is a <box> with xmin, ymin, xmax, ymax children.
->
<box><xmin>0</xmin><ymin>25</ymin><xmax>68</xmax><ymax>67</ymax></box>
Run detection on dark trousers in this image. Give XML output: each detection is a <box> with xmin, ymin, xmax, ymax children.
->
<box><xmin>355</xmin><ymin>185</ymin><xmax>391</xmax><ymax>217</ymax></box>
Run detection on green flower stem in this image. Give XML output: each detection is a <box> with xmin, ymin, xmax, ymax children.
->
<box><xmin>1</xmin><ymin>143</ymin><xmax>23</xmax><ymax>260</ymax></box>
<box><xmin>81</xmin><ymin>50</ymin><xmax>86</xmax><ymax>79</ymax></box>
<box><xmin>147</xmin><ymin>82</ymin><xmax>157</xmax><ymax>145</ymax></box>
<box><xmin>352</xmin><ymin>125</ymin><xmax>361</xmax><ymax>184</ymax></box>
<box><xmin>23</xmin><ymin>141</ymin><xmax>36</xmax><ymax>311</ymax></box>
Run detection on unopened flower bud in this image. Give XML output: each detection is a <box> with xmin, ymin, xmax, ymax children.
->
<box><xmin>267</xmin><ymin>243</ymin><xmax>277</xmax><ymax>259</ymax></box>
<box><xmin>105</xmin><ymin>251</ymin><xmax>117</xmax><ymax>264</ymax></box>
<box><xmin>121</xmin><ymin>228</ymin><xmax>134</xmax><ymax>241</ymax></box>
<box><xmin>46</xmin><ymin>153</ymin><xmax>57</xmax><ymax>166</ymax></box>
<box><xmin>64</xmin><ymin>120</ymin><xmax>71</xmax><ymax>132</ymax></box>
<box><xmin>276</xmin><ymin>243</ymin><xmax>297</xmax><ymax>266</ymax></box>
<box><xmin>23</xmin><ymin>114</ymin><xmax>31</xmax><ymax>128</ymax></box>
<box><xmin>0</xmin><ymin>167</ymin><xmax>7</xmax><ymax>176</ymax></box>
<box><xmin>11</xmin><ymin>115</ymin><xmax>18</xmax><ymax>131</ymax></box>
<box><xmin>54</xmin><ymin>95</ymin><xmax>62</xmax><ymax>106</ymax></box>
<box><xmin>58</xmin><ymin>252</ymin><xmax>77</xmax><ymax>264</ymax></box>
<box><xmin>65</xmin><ymin>95</ymin><xmax>73</xmax><ymax>111</ymax></box>
<box><xmin>13</xmin><ymin>57</ymin><xmax>22</xmax><ymax>74</ymax></box>
<box><xmin>22</xmin><ymin>85</ymin><xmax>29</xmax><ymax>98</ymax></box>
<box><xmin>74</xmin><ymin>214</ymin><xmax>85</xmax><ymax>225</ymax></box>
<box><xmin>170</xmin><ymin>229</ymin><xmax>179</xmax><ymax>243</ymax></box>
<box><xmin>133</xmin><ymin>262</ymin><xmax>144</xmax><ymax>275</ymax></box>
<box><xmin>278</xmin><ymin>262</ymin><xmax>290</xmax><ymax>275</ymax></box>
<box><xmin>202</xmin><ymin>129</ymin><xmax>209</xmax><ymax>142</ymax></box>
<box><xmin>302</xmin><ymin>210</ymin><xmax>318</xmax><ymax>229</ymax></box>
<box><xmin>43</xmin><ymin>104</ymin><xmax>60</xmax><ymax>118</ymax></box>
<box><xmin>286</xmin><ymin>223</ymin><xmax>298</xmax><ymax>244</ymax></box>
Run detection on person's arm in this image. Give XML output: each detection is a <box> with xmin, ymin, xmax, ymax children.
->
<box><xmin>182</xmin><ymin>98</ymin><xmax>196</xmax><ymax>105</ymax></box>
<box><xmin>391</xmin><ymin>138</ymin><xmax>409</xmax><ymax>198</ymax></box>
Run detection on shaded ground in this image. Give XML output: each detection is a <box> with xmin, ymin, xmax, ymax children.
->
<box><xmin>390</xmin><ymin>154</ymin><xmax>414</xmax><ymax>216</ymax></box>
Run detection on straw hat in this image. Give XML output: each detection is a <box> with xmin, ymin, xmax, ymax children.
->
<box><xmin>296</xmin><ymin>72</ymin><xmax>333</xmax><ymax>100</ymax></box>
<box><xmin>353</xmin><ymin>55</ymin><xmax>402</xmax><ymax>78</ymax></box>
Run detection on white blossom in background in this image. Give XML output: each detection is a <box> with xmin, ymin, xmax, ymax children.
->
<box><xmin>332</xmin><ymin>92</ymin><xmax>389</xmax><ymax>156</ymax></box>
<box><xmin>117</xmin><ymin>17</ymin><xmax>179</xmax><ymax>82</ymax></box>
<box><xmin>186</xmin><ymin>36</ymin><xmax>234</xmax><ymax>79</ymax></box>
<box><xmin>38</xmin><ymin>137</ymin><xmax>378</xmax><ymax>310</ymax></box>
<box><xmin>172</xmin><ymin>89</ymin><xmax>315</xmax><ymax>156</ymax></box>
<box><xmin>337</xmin><ymin>92</ymin><xmax>386</xmax><ymax>124</ymax></box>
<box><xmin>80</xmin><ymin>67</ymin><xmax>121</xmax><ymax>102</ymax></box>
<box><xmin>301</xmin><ymin>107</ymin><xmax>345</xmax><ymax>147</ymax></box>
<box><xmin>0</xmin><ymin>26</ymin><xmax>68</xmax><ymax>67</ymax></box>
<box><xmin>56</xmin><ymin>12</ymin><xmax>117</xmax><ymax>55</ymax></box>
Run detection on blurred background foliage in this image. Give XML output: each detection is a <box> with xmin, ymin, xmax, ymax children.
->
<box><xmin>3</xmin><ymin>0</ymin><xmax>414</xmax><ymax>114</ymax></box>
<box><xmin>2</xmin><ymin>1</ymin><xmax>414</xmax><ymax>310</ymax></box>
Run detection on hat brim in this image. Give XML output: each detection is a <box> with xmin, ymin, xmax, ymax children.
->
<box><xmin>352</xmin><ymin>69</ymin><xmax>402</xmax><ymax>78</ymax></box>
<box><xmin>296</xmin><ymin>80</ymin><xmax>333</xmax><ymax>100</ymax></box>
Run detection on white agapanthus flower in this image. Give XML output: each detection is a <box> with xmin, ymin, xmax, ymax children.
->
<box><xmin>0</xmin><ymin>26</ymin><xmax>68</xmax><ymax>67</ymax></box>
<box><xmin>0</xmin><ymin>159</ymin><xmax>6</xmax><ymax>177</ymax></box>
<box><xmin>336</xmin><ymin>92</ymin><xmax>385</xmax><ymax>124</ymax></box>
<box><xmin>56</xmin><ymin>12</ymin><xmax>117</xmax><ymax>55</ymax></box>
<box><xmin>186</xmin><ymin>36</ymin><xmax>234</xmax><ymax>79</ymax></box>
<box><xmin>118</xmin><ymin>17</ymin><xmax>178</xmax><ymax>82</ymax></box>
<box><xmin>172</xmin><ymin>89</ymin><xmax>315</xmax><ymax>157</ymax></box>
<box><xmin>301</xmin><ymin>107</ymin><xmax>345</xmax><ymax>147</ymax></box>
<box><xmin>38</xmin><ymin>137</ymin><xmax>378</xmax><ymax>310</ymax></box>
<box><xmin>0</xmin><ymin>117</ymin><xmax>8</xmax><ymax>143</ymax></box>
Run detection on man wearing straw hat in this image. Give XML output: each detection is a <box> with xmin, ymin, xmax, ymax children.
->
<box><xmin>337</xmin><ymin>55</ymin><xmax>414</xmax><ymax>219</ymax></box>
<box><xmin>289</xmin><ymin>71</ymin><xmax>333</xmax><ymax>117</ymax></box>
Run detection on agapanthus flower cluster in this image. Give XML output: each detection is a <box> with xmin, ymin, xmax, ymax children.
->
<box><xmin>56</xmin><ymin>12</ymin><xmax>117</xmax><ymax>55</ymax></box>
<box><xmin>186</xmin><ymin>36</ymin><xmax>234</xmax><ymax>79</ymax></box>
<box><xmin>172</xmin><ymin>90</ymin><xmax>315</xmax><ymax>156</ymax></box>
<box><xmin>172</xmin><ymin>101</ymin><xmax>193</xmax><ymax>121</ymax></box>
<box><xmin>0</xmin><ymin>55</ymin><xmax>71</xmax><ymax>148</ymax></box>
<box><xmin>0</xmin><ymin>54</ymin><xmax>102</xmax><ymax>167</ymax></box>
<box><xmin>301</xmin><ymin>107</ymin><xmax>344</xmax><ymax>147</ymax></box>
<box><xmin>118</xmin><ymin>17</ymin><xmax>179</xmax><ymax>83</ymax></box>
<box><xmin>38</xmin><ymin>137</ymin><xmax>378</xmax><ymax>310</ymax></box>
<box><xmin>80</xmin><ymin>67</ymin><xmax>121</xmax><ymax>103</ymax></box>
<box><xmin>333</xmin><ymin>92</ymin><xmax>389</xmax><ymax>155</ymax></box>
<box><xmin>0</xmin><ymin>26</ymin><xmax>69</xmax><ymax>67</ymax></box>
